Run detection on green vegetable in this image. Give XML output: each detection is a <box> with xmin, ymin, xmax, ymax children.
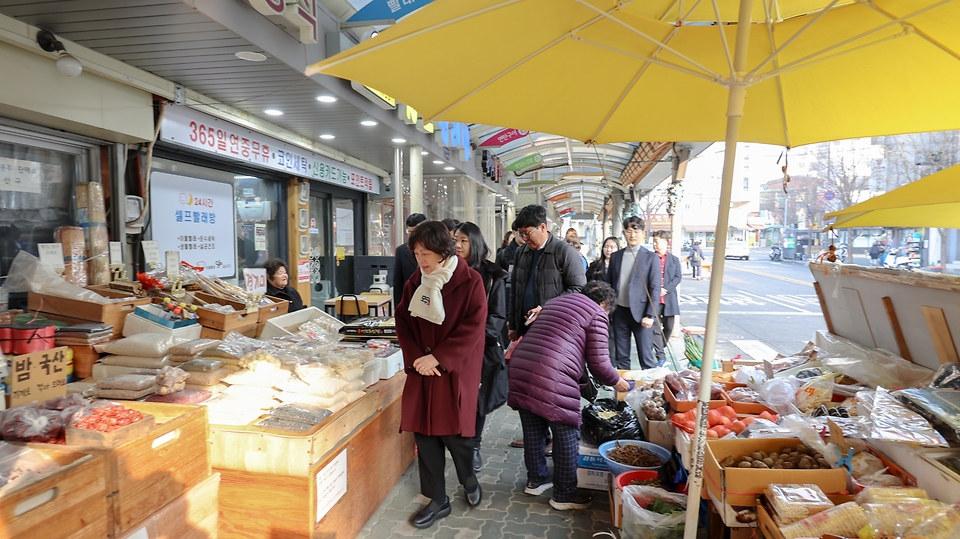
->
<box><xmin>647</xmin><ymin>497</ymin><xmax>684</xmax><ymax>515</ymax></box>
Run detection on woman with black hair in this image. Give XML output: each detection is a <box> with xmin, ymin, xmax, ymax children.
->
<box><xmin>396</xmin><ymin>220</ymin><xmax>487</xmax><ymax>528</ymax></box>
<box><xmin>587</xmin><ymin>236</ymin><xmax>620</xmax><ymax>283</ymax></box>
<box><xmin>454</xmin><ymin>222</ymin><xmax>509</xmax><ymax>472</ymax></box>
<box><xmin>263</xmin><ymin>258</ymin><xmax>305</xmax><ymax>311</ymax></box>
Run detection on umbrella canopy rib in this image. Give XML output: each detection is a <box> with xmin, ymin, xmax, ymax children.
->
<box><xmin>761</xmin><ymin>0</ymin><xmax>792</xmax><ymax>148</ymax></box>
<box><xmin>745</xmin><ymin>0</ymin><xmax>842</xmax><ymax>80</ymax></box>
<box><xmin>869</xmin><ymin>1</ymin><xmax>960</xmax><ymax>62</ymax></box>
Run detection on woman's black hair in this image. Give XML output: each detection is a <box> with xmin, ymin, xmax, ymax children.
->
<box><xmin>596</xmin><ymin>236</ymin><xmax>621</xmax><ymax>263</ymax></box>
<box><xmin>455</xmin><ymin>221</ymin><xmax>490</xmax><ymax>270</ymax></box>
<box><xmin>441</xmin><ymin>218</ymin><xmax>461</xmax><ymax>232</ymax></box>
<box><xmin>583</xmin><ymin>280</ymin><xmax>617</xmax><ymax>312</ymax></box>
<box><xmin>263</xmin><ymin>258</ymin><xmax>288</xmax><ymax>280</ymax></box>
<box><xmin>500</xmin><ymin>231</ymin><xmax>513</xmax><ymax>249</ymax></box>
<box><xmin>408</xmin><ymin>220</ymin><xmax>456</xmax><ymax>259</ymax></box>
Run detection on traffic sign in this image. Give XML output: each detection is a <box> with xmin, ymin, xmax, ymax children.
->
<box><xmin>824</xmin><ymin>191</ymin><xmax>835</xmax><ymax>201</ymax></box>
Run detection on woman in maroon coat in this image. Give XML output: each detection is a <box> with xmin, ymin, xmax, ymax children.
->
<box><xmin>396</xmin><ymin>220</ymin><xmax>487</xmax><ymax>529</ymax></box>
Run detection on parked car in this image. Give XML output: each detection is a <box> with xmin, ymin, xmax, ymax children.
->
<box><xmin>724</xmin><ymin>241</ymin><xmax>750</xmax><ymax>260</ymax></box>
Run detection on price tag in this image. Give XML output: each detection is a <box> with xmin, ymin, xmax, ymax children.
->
<box><xmin>165</xmin><ymin>251</ymin><xmax>181</xmax><ymax>278</ymax></box>
<box><xmin>142</xmin><ymin>241</ymin><xmax>161</xmax><ymax>269</ymax></box>
<box><xmin>763</xmin><ymin>360</ymin><xmax>775</xmax><ymax>381</ymax></box>
<box><xmin>109</xmin><ymin>242</ymin><xmax>124</xmax><ymax>266</ymax></box>
<box><xmin>243</xmin><ymin>268</ymin><xmax>267</xmax><ymax>293</ymax></box>
<box><xmin>37</xmin><ymin>243</ymin><xmax>65</xmax><ymax>272</ymax></box>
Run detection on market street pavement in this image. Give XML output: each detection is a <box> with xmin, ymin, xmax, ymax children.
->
<box><xmin>678</xmin><ymin>247</ymin><xmax>827</xmax><ymax>360</ymax></box>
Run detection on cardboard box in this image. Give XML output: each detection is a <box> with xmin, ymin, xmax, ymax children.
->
<box><xmin>645</xmin><ymin>419</ymin><xmax>675</xmax><ymax>451</ymax></box>
<box><xmin>608</xmin><ymin>475</ymin><xmax>623</xmax><ymax>528</ymax></box>
<box><xmin>704</xmin><ymin>438</ymin><xmax>848</xmax><ymax>507</ymax></box>
<box><xmin>576</xmin><ymin>467</ymin><xmax>611</xmax><ymax>491</ymax></box>
<box><xmin>663</xmin><ymin>382</ymin><xmax>728</xmax><ymax>412</ymax></box>
<box><xmin>578</xmin><ymin>442</ymin><xmax>607</xmax><ymax>471</ymax></box>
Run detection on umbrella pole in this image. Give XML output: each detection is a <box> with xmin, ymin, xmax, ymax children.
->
<box><xmin>682</xmin><ymin>0</ymin><xmax>753</xmax><ymax>536</ymax></box>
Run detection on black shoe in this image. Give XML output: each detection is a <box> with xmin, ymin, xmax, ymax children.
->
<box><xmin>411</xmin><ymin>499</ymin><xmax>451</xmax><ymax>529</ymax></box>
<box><xmin>465</xmin><ymin>484</ymin><xmax>482</xmax><ymax>507</ymax></box>
<box><xmin>473</xmin><ymin>447</ymin><xmax>483</xmax><ymax>472</ymax></box>
<box><xmin>523</xmin><ymin>478</ymin><xmax>553</xmax><ymax>496</ymax></box>
<box><xmin>509</xmin><ymin>438</ymin><xmax>524</xmax><ymax>448</ymax></box>
<box><xmin>550</xmin><ymin>491</ymin><xmax>593</xmax><ymax>510</ymax></box>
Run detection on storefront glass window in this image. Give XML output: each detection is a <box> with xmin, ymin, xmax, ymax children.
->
<box><xmin>0</xmin><ymin>141</ymin><xmax>79</xmax><ymax>276</ymax></box>
<box><xmin>333</xmin><ymin>198</ymin><xmax>355</xmax><ymax>257</ymax></box>
<box><xmin>367</xmin><ymin>199</ymin><xmax>396</xmax><ymax>256</ymax></box>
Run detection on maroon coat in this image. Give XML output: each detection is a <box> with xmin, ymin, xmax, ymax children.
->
<box><xmin>396</xmin><ymin>256</ymin><xmax>487</xmax><ymax>437</ymax></box>
<box><xmin>507</xmin><ymin>293</ymin><xmax>621</xmax><ymax>427</ymax></box>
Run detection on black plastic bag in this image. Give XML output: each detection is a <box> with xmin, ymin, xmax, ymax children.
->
<box><xmin>581</xmin><ymin>398</ymin><xmax>643</xmax><ymax>446</ymax></box>
<box><xmin>932</xmin><ymin>362</ymin><xmax>960</xmax><ymax>389</ymax></box>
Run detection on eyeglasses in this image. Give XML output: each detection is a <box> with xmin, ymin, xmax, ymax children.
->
<box><xmin>623</xmin><ymin>228</ymin><xmax>642</xmax><ymax>234</ymax></box>
<box><xmin>517</xmin><ymin>228</ymin><xmax>537</xmax><ymax>239</ymax></box>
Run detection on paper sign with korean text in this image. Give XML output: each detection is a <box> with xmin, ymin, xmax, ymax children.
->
<box><xmin>141</xmin><ymin>240</ymin><xmax>162</xmax><ymax>269</ymax></box>
<box><xmin>298</xmin><ymin>261</ymin><xmax>310</xmax><ymax>283</ymax></box>
<box><xmin>150</xmin><ymin>172</ymin><xmax>236</xmax><ymax>278</ymax></box>
<box><xmin>0</xmin><ymin>157</ymin><xmax>44</xmax><ymax>194</ymax></box>
<box><xmin>160</xmin><ymin>106</ymin><xmax>380</xmax><ymax>194</ymax></box>
<box><xmin>37</xmin><ymin>243</ymin><xmax>65</xmax><ymax>271</ymax></box>
<box><xmin>6</xmin><ymin>347</ymin><xmax>69</xmax><ymax>407</ymax></box>
<box><xmin>244</xmin><ymin>268</ymin><xmax>268</xmax><ymax>293</ymax></box>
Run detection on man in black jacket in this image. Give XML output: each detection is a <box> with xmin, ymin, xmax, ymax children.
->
<box><xmin>608</xmin><ymin>216</ymin><xmax>661</xmax><ymax>370</ymax></box>
<box><xmin>393</xmin><ymin>213</ymin><xmax>426</xmax><ymax>305</ymax></box>
<box><xmin>651</xmin><ymin>231</ymin><xmax>682</xmax><ymax>366</ymax></box>
<box><xmin>507</xmin><ymin>205</ymin><xmax>586</xmax><ymax>342</ymax></box>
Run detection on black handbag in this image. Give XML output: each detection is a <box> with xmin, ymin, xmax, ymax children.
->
<box><xmin>579</xmin><ymin>365</ymin><xmax>600</xmax><ymax>402</ymax></box>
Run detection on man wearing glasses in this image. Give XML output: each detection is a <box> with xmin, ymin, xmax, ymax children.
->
<box><xmin>608</xmin><ymin>216</ymin><xmax>661</xmax><ymax>370</ymax></box>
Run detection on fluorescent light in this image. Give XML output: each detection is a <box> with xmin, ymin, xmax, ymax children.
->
<box><xmin>234</xmin><ymin>175</ymin><xmax>257</xmax><ymax>180</ymax></box>
<box><xmin>444</xmin><ymin>166</ymin><xmax>455</xmax><ymax>171</ymax></box>
<box><xmin>360</xmin><ymin>120</ymin><xmax>378</xmax><ymax>126</ymax></box>
<box><xmin>264</xmin><ymin>109</ymin><xmax>283</xmax><ymax>116</ymax></box>
<box><xmin>432</xmin><ymin>160</ymin><xmax>444</xmax><ymax>164</ymax></box>
<box><xmin>392</xmin><ymin>138</ymin><xmax>407</xmax><ymax>143</ymax></box>
<box><xmin>421</xmin><ymin>150</ymin><xmax>429</xmax><ymax>155</ymax></box>
<box><xmin>320</xmin><ymin>134</ymin><xmax>335</xmax><ymax>140</ymax></box>
<box><xmin>316</xmin><ymin>95</ymin><xmax>338</xmax><ymax>103</ymax></box>
<box><xmin>236</xmin><ymin>51</ymin><xmax>267</xmax><ymax>62</ymax></box>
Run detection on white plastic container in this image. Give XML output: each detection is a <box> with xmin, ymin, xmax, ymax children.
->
<box><xmin>379</xmin><ymin>349</ymin><xmax>403</xmax><ymax>379</ymax></box>
<box><xmin>259</xmin><ymin>307</ymin><xmax>337</xmax><ymax>340</ymax></box>
<box><xmin>122</xmin><ymin>312</ymin><xmax>202</xmax><ymax>340</ymax></box>
<box><xmin>358</xmin><ymin>358</ymin><xmax>381</xmax><ymax>391</ymax></box>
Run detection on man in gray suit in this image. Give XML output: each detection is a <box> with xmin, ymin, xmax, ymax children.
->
<box><xmin>607</xmin><ymin>216</ymin><xmax>661</xmax><ymax>369</ymax></box>
<box><xmin>651</xmin><ymin>231</ymin><xmax>682</xmax><ymax>366</ymax></box>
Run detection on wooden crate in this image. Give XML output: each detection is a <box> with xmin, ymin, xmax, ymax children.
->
<box><xmin>191</xmin><ymin>292</ymin><xmax>260</xmax><ymax>332</ymax></box>
<box><xmin>37</xmin><ymin>402</ymin><xmax>211</xmax><ymax>537</ymax></box>
<box><xmin>255</xmin><ymin>296</ymin><xmax>289</xmax><ymax>337</ymax></box>
<box><xmin>117</xmin><ymin>472</ymin><xmax>219</xmax><ymax>539</ymax></box>
<box><xmin>199</xmin><ymin>320</ymin><xmax>258</xmax><ymax>340</ymax></box>
<box><xmin>217</xmin><ymin>390</ymin><xmax>414</xmax><ymax>539</ymax></box>
<box><xmin>28</xmin><ymin>291</ymin><xmax>151</xmax><ymax>337</ymax></box>
<box><xmin>208</xmin><ymin>387</ymin><xmax>378</xmax><ymax>477</ymax></box>
<box><xmin>0</xmin><ymin>448</ymin><xmax>110</xmax><ymax>539</ymax></box>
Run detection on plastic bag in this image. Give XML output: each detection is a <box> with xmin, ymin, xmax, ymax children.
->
<box><xmin>620</xmin><ymin>485</ymin><xmax>686</xmax><ymax>539</ymax></box>
<box><xmin>765</xmin><ymin>484</ymin><xmax>834</xmax><ymax>525</ymax></box>
<box><xmin>98</xmin><ymin>334</ymin><xmax>188</xmax><ymax>358</ymax></box>
<box><xmin>855</xmin><ymin>487</ymin><xmax>928</xmax><ymax>504</ymax></box>
<box><xmin>815</xmin><ymin>331</ymin><xmax>934</xmax><ymax>389</ymax></box>
<box><xmin>778</xmin><ymin>502</ymin><xmax>867</xmax><ymax>539</ymax></box>
<box><xmin>795</xmin><ymin>375</ymin><xmax>835</xmax><ymax>413</ymax></box>
<box><xmin>271</xmin><ymin>404</ymin><xmax>332</xmax><ymax>425</ymax></box>
<box><xmin>180</xmin><ymin>359</ymin><xmax>225</xmax><ymax>373</ymax></box>
<box><xmin>850</xmin><ymin>451</ymin><xmax>885</xmax><ymax>479</ymax></box>
<box><xmin>156</xmin><ymin>366</ymin><xmax>189</xmax><ymax>396</ymax></box>
<box><xmin>100</xmin><ymin>355</ymin><xmax>170</xmax><ymax>369</ymax></box>
<box><xmin>931</xmin><ymin>362</ymin><xmax>960</xmax><ymax>389</ymax></box>
<box><xmin>778</xmin><ymin>414</ymin><xmax>840</xmax><ymax>467</ymax></box>
<box><xmin>1</xmin><ymin>405</ymin><xmax>64</xmax><ymax>442</ymax></box>
<box><xmin>0</xmin><ymin>443</ymin><xmax>61</xmax><ymax>495</ymax></box>
<box><xmin>726</xmin><ymin>387</ymin><xmax>761</xmax><ymax>403</ymax></box>
<box><xmin>758</xmin><ymin>377</ymin><xmax>803</xmax><ymax>409</ymax></box>
<box><xmin>96</xmin><ymin>374</ymin><xmax>157</xmax><ymax>391</ymax></box>
<box><xmin>856</xmin><ymin>468</ymin><xmax>905</xmax><ymax>487</ymax></box>
<box><xmin>894</xmin><ymin>388</ymin><xmax>960</xmax><ymax>446</ymax></box>
<box><xmin>862</xmin><ymin>500</ymin><xmax>947</xmax><ymax>537</ymax></box>
<box><xmin>733</xmin><ymin>365</ymin><xmax>767</xmax><ymax>388</ymax></box>
<box><xmin>901</xmin><ymin>503</ymin><xmax>960</xmax><ymax>539</ymax></box>
<box><xmin>203</xmin><ymin>332</ymin><xmax>277</xmax><ymax>360</ymax></box>
<box><xmin>580</xmin><ymin>398</ymin><xmax>642</xmax><ymax>446</ymax></box>
<box><xmin>4</xmin><ymin>251</ymin><xmax>122</xmax><ymax>303</ymax></box>
<box><xmin>168</xmin><ymin>339</ymin><xmax>222</xmax><ymax>355</ymax></box>
<box><xmin>868</xmin><ymin>387</ymin><xmax>947</xmax><ymax>446</ymax></box>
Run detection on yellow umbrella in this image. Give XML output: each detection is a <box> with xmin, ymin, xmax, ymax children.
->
<box><xmin>308</xmin><ymin>1</ymin><xmax>960</xmax><ymax>532</ymax></box>
<box><xmin>825</xmin><ymin>162</ymin><xmax>960</xmax><ymax>229</ymax></box>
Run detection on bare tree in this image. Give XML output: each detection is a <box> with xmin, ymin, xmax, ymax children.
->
<box><xmin>807</xmin><ymin>142</ymin><xmax>875</xmax><ymax>214</ymax></box>
<box><xmin>640</xmin><ymin>184</ymin><xmax>669</xmax><ymax>218</ymax></box>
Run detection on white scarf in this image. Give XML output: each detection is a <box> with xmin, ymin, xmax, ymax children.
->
<box><xmin>408</xmin><ymin>255</ymin><xmax>458</xmax><ymax>325</ymax></box>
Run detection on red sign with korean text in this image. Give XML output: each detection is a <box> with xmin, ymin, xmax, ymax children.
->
<box><xmin>479</xmin><ymin>128</ymin><xmax>529</xmax><ymax>148</ymax></box>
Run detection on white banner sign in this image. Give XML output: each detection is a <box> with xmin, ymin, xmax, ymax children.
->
<box><xmin>0</xmin><ymin>157</ymin><xmax>43</xmax><ymax>194</ymax></box>
<box><xmin>150</xmin><ymin>172</ymin><xmax>236</xmax><ymax>278</ymax></box>
<box><xmin>243</xmin><ymin>268</ymin><xmax>267</xmax><ymax>293</ymax></box>
<box><xmin>161</xmin><ymin>106</ymin><xmax>380</xmax><ymax>194</ymax></box>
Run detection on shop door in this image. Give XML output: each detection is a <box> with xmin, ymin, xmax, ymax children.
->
<box><xmin>333</xmin><ymin>197</ymin><xmax>357</xmax><ymax>295</ymax></box>
<box><xmin>308</xmin><ymin>194</ymin><xmax>334</xmax><ymax>307</ymax></box>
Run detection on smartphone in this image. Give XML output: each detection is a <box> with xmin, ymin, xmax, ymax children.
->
<box><xmin>525</xmin><ymin>311</ymin><xmax>537</xmax><ymax>325</ymax></box>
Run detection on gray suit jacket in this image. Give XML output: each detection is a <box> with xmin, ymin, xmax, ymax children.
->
<box><xmin>608</xmin><ymin>246</ymin><xmax>661</xmax><ymax>322</ymax></box>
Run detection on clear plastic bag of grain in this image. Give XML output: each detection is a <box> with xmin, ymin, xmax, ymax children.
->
<box><xmin>855</xmin><ymin>486</ymin><xmax>928</xmax><ymax>504</ymax></box>
<box><xmin>862</xmin><ymin>499</ymin><xmax>948</xmax><ymax>537</ymax></box>
<box><xmin>271</xmin><ymin>404</ymin><xmax>331</xmax><ymax>425</ymax></box>
<box><xmin>901</xmin><ymin>503</ymin><xmax>960</xmax><ymax>539</ymax></box>
<box><xmin>778</xmin><ymin>502</ymin><xmax>867</xmax><ymax>539</ymax></box>
<box><xmin>764</xmin><ymin>484</ymin><xmax>835</xmax><ymax>525</ymax></box>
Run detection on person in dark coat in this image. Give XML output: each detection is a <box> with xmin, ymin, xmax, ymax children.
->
<box><xmin>508</xmin><ymin>281</ymin><xmax>630</xmax><ymax>510</ymax></box>
<box><xmin>263</xmin><ymin>258</ymin><xmax>304</xmax><ymax>311</ymax></box>
<box><xmin>454</xmin><ymin>222</ymin><xmax>509</xmax><ymax>472</ymax></box>
<box><xmin>395</xmin><ymin>221</ymin><xmax>487</xmax><ymax>529</ymax></box>
<box><xmin>393</xmin><ymin>213</ymin><xmax>427</xmax><ymax>305</ymax></box>
<box><xmin>690</xmin><ymin>241</ymin><xmax>704</xmax><ymax>280</ymax></box>
<box><xmin>608</xmin><ymin>216</ymin><xmax>661</xmax><ymax>369</ymax></box>
<box><xmin>651</xmin><ymin>231</ymin><xmax>682</xmax><ymax>366</ymax></box>
<box><xmin>587</xmin><ymin>236</ymin><xmax>620</xmax><ymax>283</ymax></box>
<box><xmin>496</xmin><ymin>230</ymin><xmax>522</xmax><ymax>273</ymax></box>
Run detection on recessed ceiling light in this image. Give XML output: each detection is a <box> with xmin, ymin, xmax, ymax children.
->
<box><xmin>433</xmin><ymin>160</ymin><xmax>444</xmax><ymax>164</ymax></box>
<box><xmin>421</xmin><ymin>150</ymin><xmax>428</xmax><ymax>155</ymax></box>
<box><xmin>360</xmin><ymin>120</ymin><xmax>378</xmax><ymax>126</ymax></box>
<box><xmin>392</xmin><ymin>138</ymin><xmax>406</xmax><ymax>143</ymax></box>
<box><xmin>316</xmin><ymin>95</ymin><xmax>338</xmax><ymax>103</ymax></box>
<box><xmin>236</xmin><ymin>51</ymin><xmax>267</xmax><ymax>62</ymax></box>
<box><xmin>264</xmin><ymin>109</ymin><xmax>283</xmax><ymax>116</ymax></box>
<box><xmin>444</xmin><ymin>166</ymin><xmax>455</xmax><ymax>171</ymax></box>
<box><xmin>234</xmin><ymin>175</ymin><xmax>258</xmax><ymax>180</ymax></box>
<box><xmin>319</xmin><ymin>134</ymin><xmax>335</xmax><ymax>140</ymax></box>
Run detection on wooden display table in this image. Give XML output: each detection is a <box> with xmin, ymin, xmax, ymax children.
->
<box><xmin>216</xmin><ymin>372</ymin><xmax>414</xmax><ymax>538</ymax></box>
<box><xmin>323</xmin><ymin>293</ymin><xmax>393</xmax><ymax>318</ymax></box>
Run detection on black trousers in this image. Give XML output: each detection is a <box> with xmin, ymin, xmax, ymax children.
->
<box><xmin>474</xmin><ymin>413</ymin><xmax>486</xmax><ymax>448</ymax></box>
<box><xmin>651</xmin><ymin>303</ymin><xmax>676</xmax><ymax>363</ymax></box>
<box><xmin>612</xmin><ymin>305</ymin><xmax>656</xmax><ymax>370</ymax></box>
<box><xmin>414</xmin><ymin>432</ymin><xmax>478</xmax><ymax>504</ymax></box>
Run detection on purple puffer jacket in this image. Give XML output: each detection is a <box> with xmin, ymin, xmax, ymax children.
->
<box><xmin>507</xmin><ymin>293</ymin><xmax>621</xmax><ymax>427</ymax></box>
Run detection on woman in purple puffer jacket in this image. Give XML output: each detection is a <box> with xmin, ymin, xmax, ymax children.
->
<box><xmin>507</xmin><ymin>280</ymin><xmax>630</xmax><ymax>511</ymax></box>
